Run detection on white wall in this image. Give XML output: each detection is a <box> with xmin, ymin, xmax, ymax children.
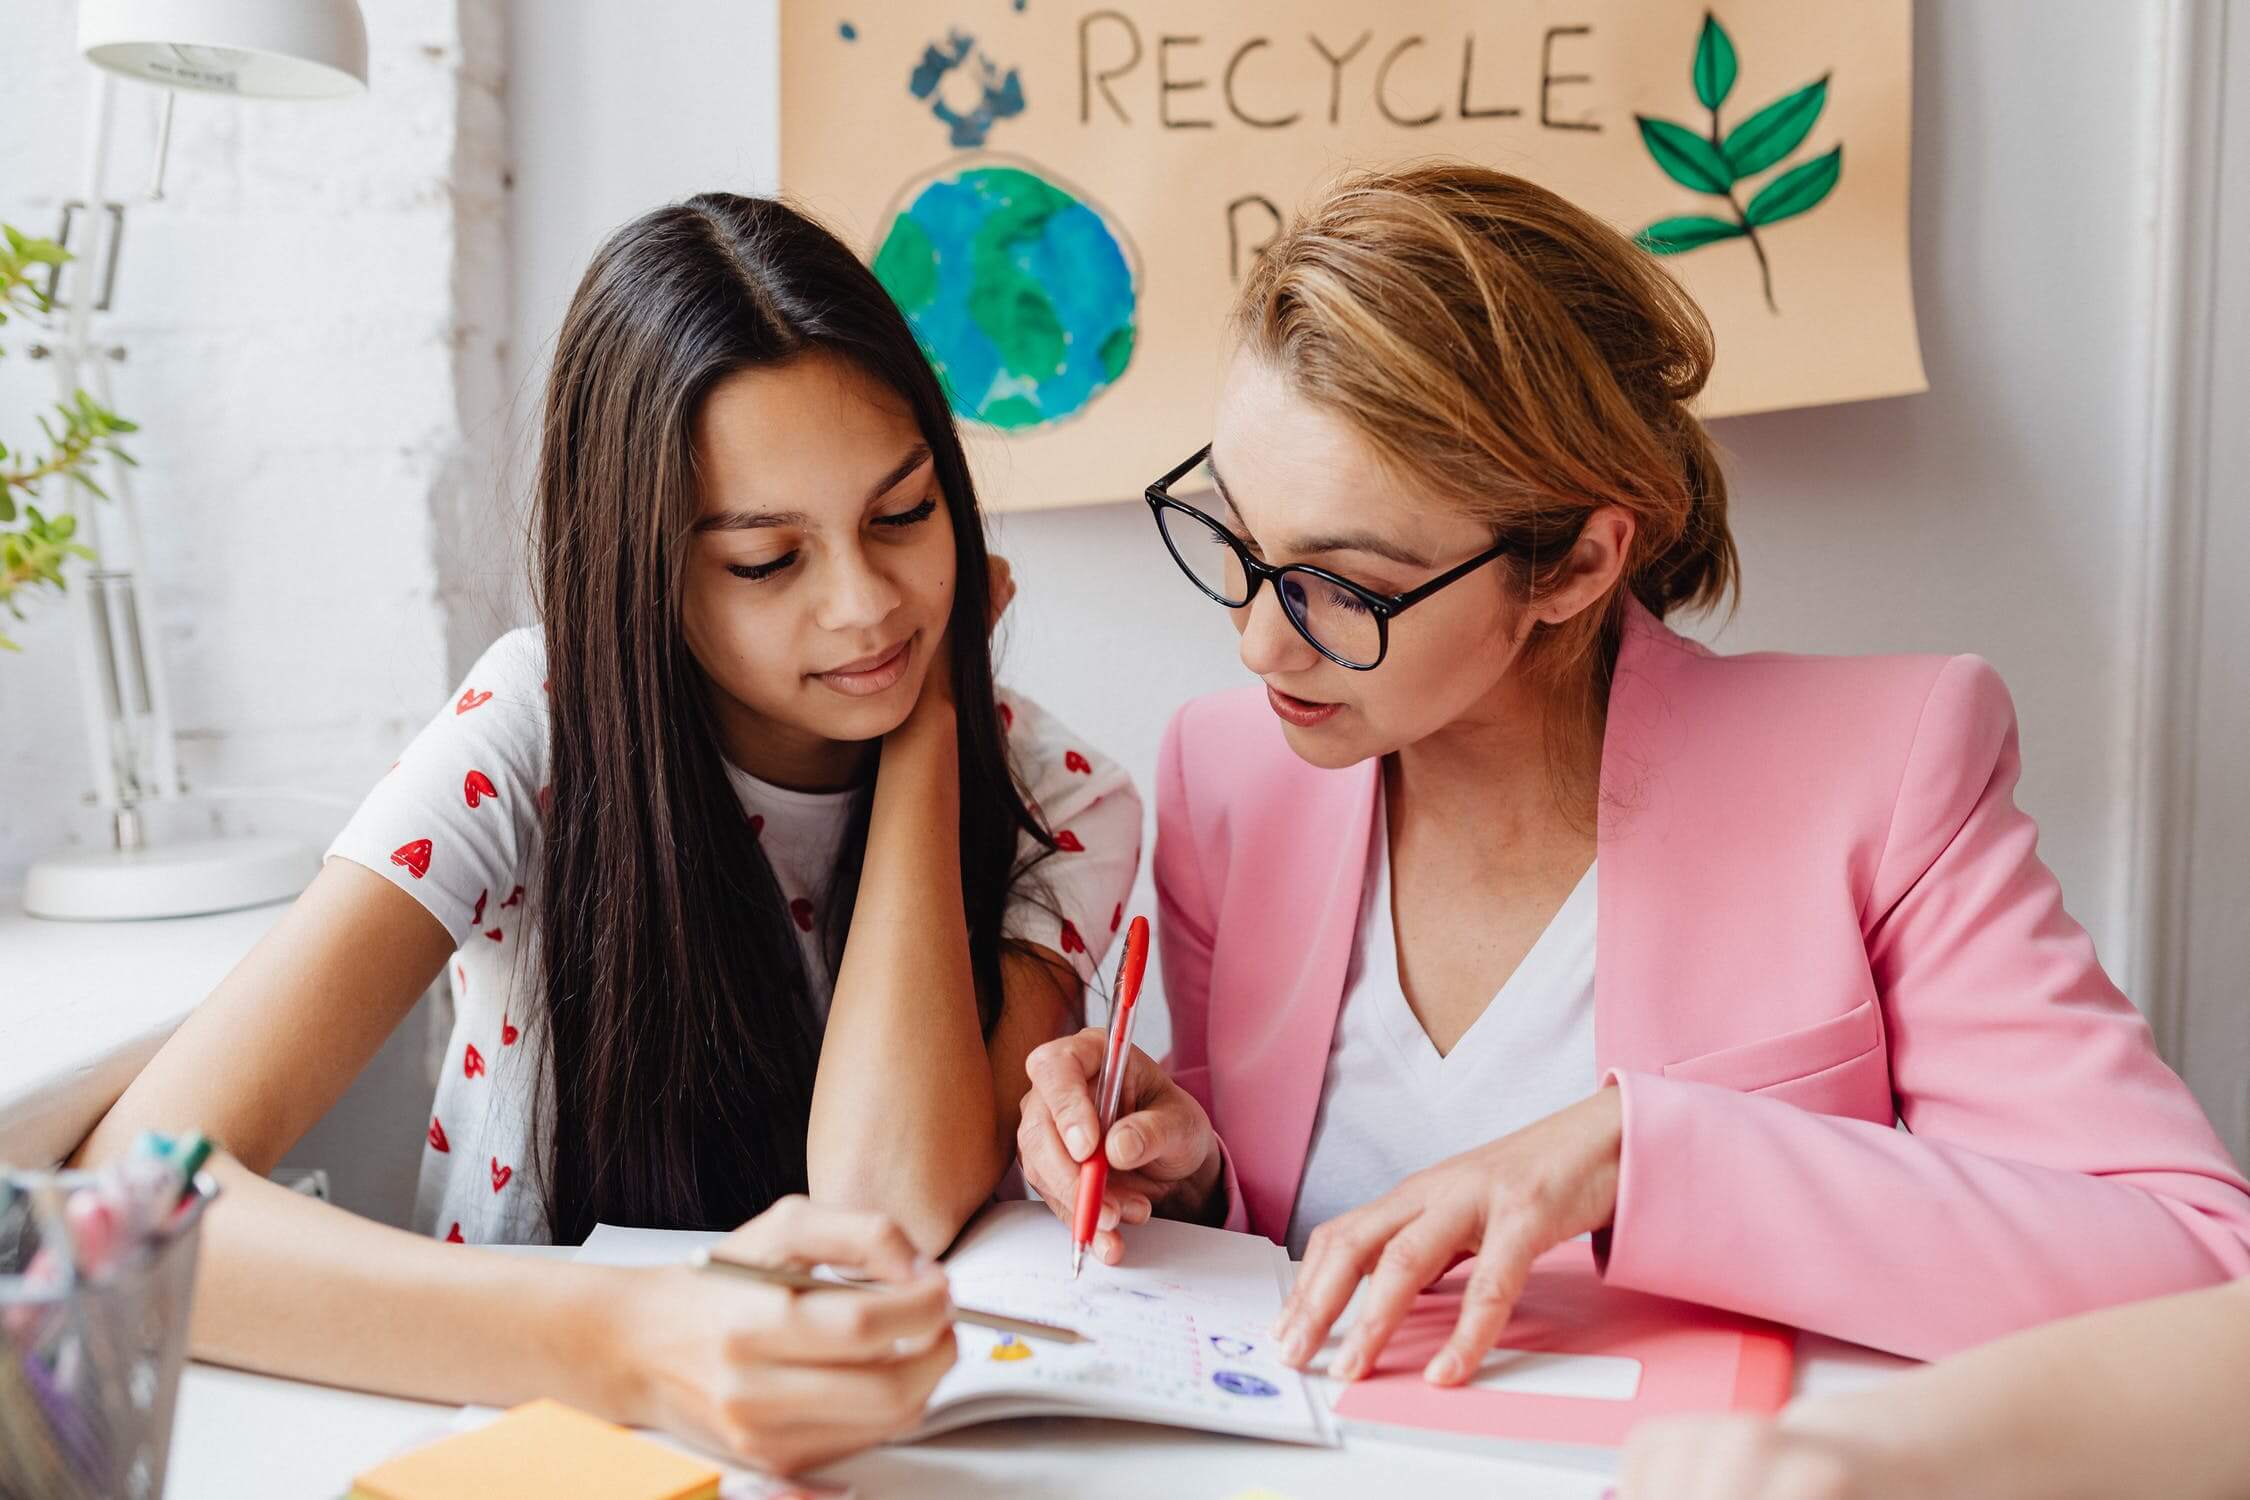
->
<box><xmin>502</xmin><ymin>0</ymin><xmax>2173</xmax><ymax>1066</ymax></box>
<box><xmin>0</xmin><ymin>2</ymin><xmax>508</xmax><ymax>1221</ymax></box>
<box><xmin>0</xmin><ymin>1</ymin><xmax>508</xmax><ymax>886</ymax></box>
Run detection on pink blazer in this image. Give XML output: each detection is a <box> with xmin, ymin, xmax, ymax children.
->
<box><xmin>1156</xmin><ymin>599</ymin><xmax>2250</xmax><ymax>1360</ymax></box>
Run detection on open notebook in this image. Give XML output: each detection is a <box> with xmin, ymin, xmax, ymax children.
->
<box><xmin>577</xmin><ymin>1201</ymin><xmax>1336</xmax><ymax>1447</ymax></box>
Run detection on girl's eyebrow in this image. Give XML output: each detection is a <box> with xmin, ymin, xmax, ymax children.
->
<box><xmin>1207</xmin><ymin>455</ymin><xmax>1432</xmax><ymax>569</ymax></box>
<box><xmin>695</xmin><ymin>444</ymin><xmax>934</xmax><ymax>533</ymax></box>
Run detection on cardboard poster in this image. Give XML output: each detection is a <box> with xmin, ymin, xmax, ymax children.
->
<box><xmin>782</xmin><ymin>1</ymin><xmax>1923</xmax><ymax>511</ymax></box>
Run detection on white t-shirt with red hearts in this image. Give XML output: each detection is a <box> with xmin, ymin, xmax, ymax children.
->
<box><xmin>327</xmin><ymin>627</ymin><xmax>1142</xmax><ymax>1245</ymax></box>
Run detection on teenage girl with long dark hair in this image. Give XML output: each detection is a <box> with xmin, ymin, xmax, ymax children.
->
<box><xmin>72</xmin><ymin>193</ymin><xmax>1141</xmax><ymax>1472</ymax></box>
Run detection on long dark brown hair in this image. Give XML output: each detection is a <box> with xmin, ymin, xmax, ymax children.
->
<box><xmin>529</xmin><ymin>193</ymin><xmax>1052</xmax><ymax>1241</ymax></box>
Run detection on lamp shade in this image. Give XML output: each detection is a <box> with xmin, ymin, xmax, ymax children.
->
<box><xmin>79</xmin><ymin>0</ymin><xmax>368</xmax><ymax>99</ymax></box>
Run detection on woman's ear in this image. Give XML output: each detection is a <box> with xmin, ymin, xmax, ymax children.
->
<box><xmin>1530</xmin><ymin>505</ymin><xmax>1635</xmax><ymax>628</ymax></box>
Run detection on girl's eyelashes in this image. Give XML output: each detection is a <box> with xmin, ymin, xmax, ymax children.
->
<box><xmin>728</xmin><ymin>551</ymin><xmax>798</xmax><ymax>582</ymax></box>
<box><xmin>875</xmin><ymin>495</ymin><xmax>939</xmax><ymax>528</ymax></box>
<box><xmin>723</xmin><ymin>498</ymin><xmax>937</xmax><ymax>583</ymax></box>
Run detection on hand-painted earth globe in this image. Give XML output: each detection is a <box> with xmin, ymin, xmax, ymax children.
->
<box><xmin>872</xmin><ymin>161</ymin><xmax>1137</xmax><ymax>432</ymax></box>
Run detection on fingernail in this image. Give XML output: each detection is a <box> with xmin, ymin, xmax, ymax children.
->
<box><xmin>1111</xmin><ymin>1126</ymin><xmax>1142</xmax><ymax>1162</ymax></box>
<box><xmin>1065</xmin><ymin>1125</ymin><xmax>1092</xmax><ymax>1160</ymax></box>
<box><xmin>1098</xmin><ymin>1201</ymin><xmax>1120</xmax><ymax>1231</ymax></box>
<box><xmin>1426</xmin><ymin>1351</ymin><xmax>1462</xmax><ymax>1384</ymax></box>
<box><xmin>1329</xmin><ymin>1349</ymin><xmax>1363</xmax><ymax>1382</ymax></box>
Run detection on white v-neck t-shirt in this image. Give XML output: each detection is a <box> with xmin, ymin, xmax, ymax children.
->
<box><xmin>1283</xmin><ymin>792</ymin><xmax>1598</xmax><ymax>1257</ymax></box>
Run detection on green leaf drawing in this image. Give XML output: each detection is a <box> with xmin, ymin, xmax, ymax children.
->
<box><xmin>1745</xmin><ymin>145</ymin><xmax>1843</xmax><ymax>227</ymax></box>
<box><xmin>1635</xmin><ymin>116</ymin><xmax>1736</xmax><ymax>194</ymax></box>
<box><xmin>1631</xmin><ymin>14</ymin><xmax>1844</xmax><ymax>313</ymax></box>
<box><xmin>1693</xmin><ymin>13</ymin><xmax>1738</xmax><ymax>111</ymax></box>
<box><xmin>1722</xmin><ymin>75</ymin><xmax>1830</xmax><ymax>177</ymax></box>
<box><xmin>1635</xmin><ymin>216</ymin><xmax>1748</xmax><ymax>255</ymax></box>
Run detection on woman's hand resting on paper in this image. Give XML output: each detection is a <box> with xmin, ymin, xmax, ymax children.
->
<box><xmin>1274</xmin><ymin>1085</ymin><xmax>1624</xmax><ymax>1385</ymax></box>
<box><xmin>1016</xmin><ymin>1031</ymin><xmax>1226</xmax><ymax>1263</ymax></box>
<box><xmin>609</xmin><ymin>1196</ymin><xmax>956</xmax><ymax>1474</ymax></box>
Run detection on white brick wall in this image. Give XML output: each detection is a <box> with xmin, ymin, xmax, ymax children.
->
<box><xmin>0</xmin><ymin>1</ymin><xmax>511</xmax><ymax>884</ymax></box>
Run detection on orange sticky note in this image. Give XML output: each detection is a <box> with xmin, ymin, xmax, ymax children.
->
<box><xmin>349</xmin><ymin>1399</ymin><xmax>722</xmax><ymax>1500</ymax></box>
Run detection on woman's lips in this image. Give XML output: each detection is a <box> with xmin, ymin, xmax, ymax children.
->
<box><xmin>1266</xmin><ymin>684</ymin><xmax>1342</xmax><ymax>728</ymax></box>
<box><xmin>815</xmin><ymin>635</ymin><xmax>914</xmax><ymax>696</ymax></box>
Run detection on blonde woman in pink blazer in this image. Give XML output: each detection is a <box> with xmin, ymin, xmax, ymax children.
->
<box><xmin>1017</xmin><ymin>163</ymin><xmax>2250</xmax><ymax>1389</ymax></box>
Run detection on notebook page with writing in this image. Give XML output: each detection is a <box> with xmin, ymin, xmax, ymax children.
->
<box><xmin>915</xmin><ymin>1202</ymin><xmax>1331</xmax><ymax>1445</ymax></box>
<box><xmin>574</xmin><ymin>1205</ymin><xmax>1331</xmax><ymax>1446</ymax></box>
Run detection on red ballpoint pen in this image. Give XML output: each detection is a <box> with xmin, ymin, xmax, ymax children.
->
<box><xmin>1072</xmin><ymin>914</ymin><xmax>1151</xmax><ymax>1279</ymax></box>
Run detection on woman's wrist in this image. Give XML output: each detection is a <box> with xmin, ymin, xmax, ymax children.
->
<box><xmin>1173</xmin><ymin>1135</ymin><xmax>1228</xmax><ymax>1225</ymax></box>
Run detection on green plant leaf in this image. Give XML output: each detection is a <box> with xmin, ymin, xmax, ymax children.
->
<box><xmin>0</xmin><ymin>494</ymin><xmax>13</xmax><ymax>523</ymax></box>
<box><xmin>1636</xmin><ymin>215</ymin><xmax>1748</xmax><ymax>254</ymax></box>
<box><xmin>1636</xmin><ymin>115</ymin><xmax>1736</xmax><ymax>194</ymax></box>
<box><xmin>1724</xmin><ymin>75</ymin><xmax>1830</xmax><ymax>177</ymax></box>
<box><xmin>1745</xmin><ymin>144</ymin><xmax>1843</xmax><ymax>226</ymax></box>
<box><xmin>1694</xmin><ymin>13</ymin><xmax>1738</xmax><ymax>111</ymax></box>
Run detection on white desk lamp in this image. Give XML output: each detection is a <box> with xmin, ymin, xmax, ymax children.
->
<box><xmin>22</xmin><ymin>0</ymin><xmax>368</xmax><ymax>921</ymax></box>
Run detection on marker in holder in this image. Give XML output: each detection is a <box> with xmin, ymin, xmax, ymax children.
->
<box><xmin>1</xmin><ymin>1134</ymin><xmax>219</xmax><ymax>1500</ymax></box>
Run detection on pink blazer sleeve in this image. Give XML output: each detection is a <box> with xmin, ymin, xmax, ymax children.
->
<box><xmin>1154</xmin><ymin>709</ymin><xmax>1251</xmax><ymax>1234</ymax></box>
<box><xmin>1602</xmin><ymin>656</ymin><xmax>2250</xmax><ymax>1359</ymax></box>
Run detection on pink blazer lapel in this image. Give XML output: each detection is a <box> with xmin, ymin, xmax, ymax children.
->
<box><xmin>1207</xmin><ymin>754</ymin><xmax>1380</xmax><ymax>1240</ymax></box>
<box><xmin>1594</xmin><ymin>598</ymin><xmax>1710</xmax><ymax>1079</ymax></box>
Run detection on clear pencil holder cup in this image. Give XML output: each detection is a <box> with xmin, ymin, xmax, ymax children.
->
<box><xmin>0</xmin><ymin>1167</ymin><xmax>218</xmax><ymax>1500</ymax></box>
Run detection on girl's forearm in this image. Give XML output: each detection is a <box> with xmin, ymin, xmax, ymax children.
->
<box><xmin>808</xmin><ymin>704</ymin><xmax>1001</xmax><ymax>1251</ymax></box>
<box><xmin>149</xmin><ymin>1154</ymin><xmax>650</xmax><ymax>1419</ymax></box>
<box><xmin>1786</xmin><ymin>1279</ymin><xmax>2250</xmax><ymax>1500</ymax></box>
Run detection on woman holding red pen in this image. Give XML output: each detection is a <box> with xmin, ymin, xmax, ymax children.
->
<box><xmin>1015</xmin><ymin>162</ymin><xmax>2250</xmax><ymax>1389</ymax></box>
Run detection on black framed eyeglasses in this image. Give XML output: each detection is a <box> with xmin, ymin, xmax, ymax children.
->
<box><xmin>1144</xmin><ymin>445</ymin><xmax>1527</xmax><ymax>670</ymax></box>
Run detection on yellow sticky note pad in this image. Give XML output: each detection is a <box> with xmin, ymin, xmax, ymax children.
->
<box><xmin>349</xmin><ymin>1399</ymin><xmax>722</xmax><ymax>1500</ymax></box>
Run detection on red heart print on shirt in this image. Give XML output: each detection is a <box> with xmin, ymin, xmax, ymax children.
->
<box><xmin>463</xmin><ymin>1043</ymin><xmax>485</xmax><ymax>1079</ymax></box>
<box><xmin>490</xmin><ymin>1157</ymin><xmax>512</xmax><ymax>1193</ymax></box>
<box><xmin>790</xmin><ymin>898</ymin><xmax>816</xmax><ymax>933</ymax></box>
<box><xmin>537</xmin><ymin>784</ymin><xmax>553</xmax><ymax>815</ymax></box>
<box><xmin>456</xmin><ymin>687</ymin><xmax>492</xmax><ymax>715</ymax></box>
<box><xmin>1111</xmin><ymin>903</ymin><xmax>1123</xmax><ymax>933</ymax></box>
<box><xmin>1060</xmin><ymin>921</ymin><xmax>1086</xmax><ymax>955</ymax></box>
<box><xmin>428</xmin><ymin>1117</ymin><xmax>449</xmax><ymax>1153</ymax></box>
<box><xmin>472</xmin><ymin>888</ymin><xmax>488</xmax><ymax>925</ymax></box>
<box><xmin>484</xmin><ymin>928</ymin><xmax>503</xmax><ymax>943</ymax></box>
<box><xmin>464</xmin><ymin>769</ymin><xmax>498</xmax><ymax>808</ymax></box>
<box><xmin>999</xmin><ymin>703</ymin><xmax>1014</xmax><ymax>731</ymax></box>
<box><xmin>391</xmin><ymin>839</ymin><xmax>432</xmax><ymax>879</ymax></box>
<box><xmin>1064</xmin><ymin>750</ymin><xmax>1091</xmax><ymax>775</ymax></box>
<box><xmin>749</xmin><ymin>815</ymin><xmax>765</xmax><ymax>838</ymax></box>
<box><xmin>501</xmin><ymin>1011</ymin><xmax>519</xmax><ymax>1046</ymax></box>
<box><xmin>500</xmin><ymin>885</ymin><xmax>525</xmax><ymax>909</ymax></box>
<box><xmin>1055</xmin><ymin>830</ymin><xmax>1084</xmax><ymax>852</ymax></box>
<box><xmin>445</xmin><ymin>1222</ymin><xmax>464</xmax><ymax>1243</ymax></box>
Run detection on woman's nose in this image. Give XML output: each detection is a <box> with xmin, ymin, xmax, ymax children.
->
<box><xmin>1235</xmin><ymin>587</ymin><xmax>1320</xmax><ymax>678</ymax></box>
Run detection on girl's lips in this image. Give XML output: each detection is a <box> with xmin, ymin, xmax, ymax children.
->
<box><xmin>1266</xmin><ymin>684</ymin><xmax>1342</xmax><ymax>728</ymax></box>
<box><xmin>815</xmin><ymin>636</ymin><xmax>913</xmax><ymax>696</ymax></box>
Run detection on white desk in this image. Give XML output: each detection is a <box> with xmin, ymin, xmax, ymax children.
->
<box><xmin>164</xmin><ymin>1246</ymin><xmax>1912</xmax><ymax>1500</ymax></box>
<box><xmin>0</xmin><ymin>892</ymin><xmax>291</xmax><ymax>1169</ymax></box>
